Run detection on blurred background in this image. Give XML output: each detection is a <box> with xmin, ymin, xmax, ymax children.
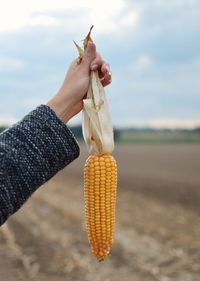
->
<box><xmin>0</xmin><ymin>1</ymin><xmax>200</xmax><ymax>280</ymax></box>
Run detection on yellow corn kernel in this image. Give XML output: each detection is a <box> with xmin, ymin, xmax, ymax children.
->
<box><xmin>84</xmin><ymin>153</ymin><xmax>117</xmax><ymax>261</ymax></box>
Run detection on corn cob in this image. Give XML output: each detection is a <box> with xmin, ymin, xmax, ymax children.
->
<box><xmin>74</xmin><ymin>26</ymin><xmax>117</xmax><ymax>261</ymax></box>
<box><xmin>84</xmin><ymin>153</ymin><xmax>117</xmax><ymax>261</ymax></box>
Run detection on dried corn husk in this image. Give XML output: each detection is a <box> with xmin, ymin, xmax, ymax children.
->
<box><xmin>74</xmin><ymin>27</ymin><xmax>117</xmax><ymax>261</ymax></box>
<box><xmin>74</xmin><ymin>26</ymin><xmax>114</xmax><ymax>155</ymax></box>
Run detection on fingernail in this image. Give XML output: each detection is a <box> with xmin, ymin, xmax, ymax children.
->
<box><xmin>108</xmin><ymin>71</ymin><xmax>112</xmax><ymax>76</ymax></box>
<box><xmin>86</xmin><ymin>41</ymin><xmax>94</xmax><ymax>52</ymax></box>
<box><xmin>91</xmin><ymin>64</ymin><xmax>98</xmax><ymax>70</ymax></box>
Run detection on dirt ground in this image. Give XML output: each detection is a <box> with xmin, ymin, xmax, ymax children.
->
<box><xmin>0</xmin><ymin>144</ymin><xmax>200</xmax><ymax>281</ymax></box>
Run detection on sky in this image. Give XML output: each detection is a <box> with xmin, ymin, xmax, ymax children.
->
<box><xmin>0</xmin><ymin>0</ymin><xmax>200</xmax><ymax>128</ymax></box>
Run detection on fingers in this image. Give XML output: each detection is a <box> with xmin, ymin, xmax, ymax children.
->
<box><xmin>82</xmin><ymin>42</ymin><xmax>96</xmax><ymax>67</ymax></box>
<box><xmin>91</xmin><ymin>54</ymin><xmax>112</xmax><ymax>87</ymax></box>
<box><xmin>100</xmin><ymin>69</ymin><xmax>112</xmax><ymax>87</ymax></box>
<box><xmin>90</xmin><ymin>53</ymin><xmax>107</xmax><ymax>71</ymax></box>
<box><xmin>90</xmin><ymin>54</ymin><xmax>103</xmax><ymax>71</ymax></box>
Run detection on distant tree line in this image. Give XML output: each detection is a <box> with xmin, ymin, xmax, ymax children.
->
<box><xmin>1</xmin><ymin>125</ymin><xmax>200</xmax><ymax>142</ymax></box>
<box><xmin>0</xmin><ymin>124</ymin><xmax>120</xmax><ymax>141</ymax></box>
<box><xmin>69</xmin><ymin>125</ymin><xmax>121</xmax><ymax>142</ymax></box>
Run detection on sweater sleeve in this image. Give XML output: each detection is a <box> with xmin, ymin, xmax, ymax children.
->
<box><xmin>0</xmin><ymin>104</ymin><xmax>80</xmax><ymax>225</ymax></box>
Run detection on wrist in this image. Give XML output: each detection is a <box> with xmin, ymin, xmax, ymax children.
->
<box><xmin>47</xmin><ymin>95</ymin><xmax>73</xmax><ymax>123</ymax></box>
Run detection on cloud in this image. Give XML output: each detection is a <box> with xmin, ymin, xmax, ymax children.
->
<box><xmin>0</xmin><ymin>0</ymin><xmax>200</xmax><ymax>128</ymax></box>
<box><xmin>119</xmin><ymin>10</ymin><xmax>138</xmax><ymax>27</ymax></box>
<box><xmin>0</xmin><ymin>0</ymin><xmax>139</xmax><ymax>34</ymax></box>
<box><xmin>29</xmin><ymin>15</ymin><xmax>58</xmax><ymax>27</ymax></box>
<box><xmin>149</xmin><ymin>118</ymin><xmax>200</xmax><ymax>129</ymax></box>
<box><xmin>0</xmin><ymin>114</ymin><xmax>17</xmax><ymax>126</ymax></box>
<box><xmin>0</xmin><ymin>57</ymin><xmax>25</xmax><ymax>70</ymax></box>
<box><xmin>116</xmin><ymin>118</ymin><xmax>200</xmax><ymax>129</ymax></box>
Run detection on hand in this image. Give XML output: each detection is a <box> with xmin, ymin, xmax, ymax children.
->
<box><xmin>47</xmin><ymin>42</ymin><xmax>112</xmax><ymax>123</ymax></box>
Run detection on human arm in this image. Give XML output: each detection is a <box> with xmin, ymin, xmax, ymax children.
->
<box><xmin>0</xmin><ymin>105</ymin><xmax>79</xmax><ymax>225</ymax></box>
<box><xmin>47</xmin><ymin>42</ymin><xmax>112</xmax><ymax>123</ymax></box>
<box><xmin>0</xmin><ymin>42</ymin><xmax>111</xmax><ymax>225</ymax></box>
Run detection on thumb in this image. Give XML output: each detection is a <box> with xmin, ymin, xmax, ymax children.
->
<box><xmin>82</xmin><ymin>42</ymin><xmax>96</xmax><ymax>67</ymax></box>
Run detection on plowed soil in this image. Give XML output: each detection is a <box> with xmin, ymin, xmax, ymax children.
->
<box><xmin>1</xmin><ymin>144</ymin><xmax>200</xmax><ymax>281</ymax></box>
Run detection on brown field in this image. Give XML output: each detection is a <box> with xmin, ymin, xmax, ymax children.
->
<box><xmin>0</xmin><ymin>144</ymin><xmax>200</xmax><ymax>281</ymax></box>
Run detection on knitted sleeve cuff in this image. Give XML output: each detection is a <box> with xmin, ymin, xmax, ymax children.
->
<box><xmin>0</xmin><ymin>104</ymin><xmax>80</xmax><ymax>225</ymax></box>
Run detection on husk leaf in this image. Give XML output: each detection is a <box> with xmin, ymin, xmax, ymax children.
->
<box><xmin>75</xmin><ymin>27</ymin><xmax>114</xmax><ymax>155</ymax></box>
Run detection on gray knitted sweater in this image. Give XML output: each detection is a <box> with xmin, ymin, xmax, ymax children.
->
<box><xmin>0</xmin><ymin>105</ymin><xmax>80</xmax><ymax>225</ymax></box>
